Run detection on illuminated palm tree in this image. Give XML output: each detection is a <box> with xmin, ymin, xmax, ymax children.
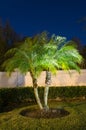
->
<box><xmin>3</xmin><ymin>33</ymin><xmax>83</xmax><ymax>111</ymax></box>
<box><xmin>43</xmin><ymin>35</ymin><xmax>83</xmax><ymax>110</ymax></box>
<box><xmin>3</xmin><ymin>35</ymin><xmax>45</xmax><ymax>110</ymax></box>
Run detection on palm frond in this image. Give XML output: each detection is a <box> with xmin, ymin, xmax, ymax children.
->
<box><xmin>3</xmin><ymin>34</ymin><xmax>83</xmax><ymax>78</ymax></box>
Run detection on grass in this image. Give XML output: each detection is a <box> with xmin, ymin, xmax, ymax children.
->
<box><xmin>0</xmin><ymin>100</ymin><xmax>86</xmax><ymax>130</ymax></box>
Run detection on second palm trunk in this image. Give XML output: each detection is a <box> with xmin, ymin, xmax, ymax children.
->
<box><xmin>44</xmin><ymin>71</ymin><xmax>51</xmax><ymax>111</ymax></box>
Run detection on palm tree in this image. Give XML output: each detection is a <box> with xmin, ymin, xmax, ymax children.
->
<box><xmin>3</xmin><ymin>35</ymin><xmax>45</xmax><ymax>110</ymax></box>
<box><xmin>42</xmin><ymin>35</ymin><xmax>83</xmax><ymax>110</ymax></box>
<box><xmin>3</xmin><ymin>33</ymin><xmax>83</xmax><ymax>111</ymax></box>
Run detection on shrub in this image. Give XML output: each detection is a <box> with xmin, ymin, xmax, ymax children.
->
<box><xmin>0</xmin><ymin>86</ymin><xmax>86</xmax><ymax>112</ymax></box>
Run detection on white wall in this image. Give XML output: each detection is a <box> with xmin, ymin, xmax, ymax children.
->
<box><xmin>0</xmin><ymin>70</ymin><xmax>86</xmax><ymax>88</ymax></box>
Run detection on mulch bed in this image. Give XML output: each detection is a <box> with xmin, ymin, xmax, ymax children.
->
<box><xmin>20</xmin><ymin>108</ymin><xmax>70</xmax><ymax>119</ymax></box>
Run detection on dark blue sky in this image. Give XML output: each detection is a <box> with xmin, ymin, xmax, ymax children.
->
<box><xmin>0</xmin><ymin>0</ymin><xmax>86</xmax><ymax>44</ymax></box>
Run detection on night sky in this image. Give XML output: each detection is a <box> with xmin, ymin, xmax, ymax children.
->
<box><xmin>0</xmin><ymin>0</ymin><xmax>86</xmax><ymax>45</ymax></box>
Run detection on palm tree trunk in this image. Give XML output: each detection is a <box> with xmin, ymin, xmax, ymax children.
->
<box><xmin>44</xmin><ymin>70</ymin><xmax>51</xmax><ymax>111</ymax></box>
<box><xmin>30</xmin><ymin>72</ymin><xmax>43</xmax><ymax>110</ymax></box>
<box><xmin>34</xmin><ymin>87</ymin><xmax>43</xmax><ymax>110</ymax></box>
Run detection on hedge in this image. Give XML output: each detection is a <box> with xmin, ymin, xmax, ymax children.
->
<box><xmin>0</xmin><ymin>86</ymin><xmax>86</xmax><ymax>112</ymax></box>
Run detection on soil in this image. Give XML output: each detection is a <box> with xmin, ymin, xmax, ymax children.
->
<box><xmin>20</xmin><ymin>108</ymin><xmax>70</xmax><ymax>119</ymax></box>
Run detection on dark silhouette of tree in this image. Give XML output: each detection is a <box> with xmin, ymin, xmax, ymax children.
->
<box><xmin>71</xmin><ymin>37</ymin><xmax>83</xmax><ymax>53</ymax></box>
<box><xmin>4</xmin><ymin>20</ymin><xmax>22</xmax><ymax>48</ymax></box>
<box><xmin>0</xmin><ymin>19</ymin><xmax>7</xmax><ymax>70</ymax></box>
<box><xmin>0</xmin><ymin>18</ymin><xmax>23</xmax><ymax>71</ymax></box>
<box><xmin>81</xmin><ymin>45</ymin><xmax>86</xmax><ymax>68</ymax></box>
<box><xmin>72</xmin><ymin>37</ymin><xmax>86</xmax><ymax>68</ymax></box>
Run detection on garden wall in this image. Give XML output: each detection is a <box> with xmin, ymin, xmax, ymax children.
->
<box><xmin>0</xmin><ymin>72</ymin><xmax>25</xmax><ymax>88</ymax></box>
<box><xmin>0</xmin><ymin>70</ymin><xmax>86</xmax><ymax>88</ymax></box>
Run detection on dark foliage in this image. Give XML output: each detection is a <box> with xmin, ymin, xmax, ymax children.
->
<box><xmin>72</xmin><ymin>37</ymin><xmax>86</xmax><ymax>68</ymax></box>
<box><xmin>0</xmin><ymin>18</ymin><xmax>23</xmax><ymax>71</ymax></box>
<box><xmin>0</xmin><ymin>86</ymin><xmax>86</xmax><ymax>112</ymax></box>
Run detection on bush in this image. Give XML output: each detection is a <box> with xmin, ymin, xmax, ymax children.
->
<box><xmin>48</xmin><ymin>87</ymin><xmax>86</xmax><ymax>99</ymax></box>
<box><xmin>0</xmin><ymin>87</ymin><xmax>35</xmax><ymax>112</ymax></box>
<box><xmin>0</xmin><ymin>86</ymin><xmax>86</xmax><ymax>112</ymax></box>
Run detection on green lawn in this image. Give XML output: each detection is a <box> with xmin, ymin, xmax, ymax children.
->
<box><xmin>0</xmin><ymin>101</ymin><xmax>86</xmax><ymax>130</ymax></box>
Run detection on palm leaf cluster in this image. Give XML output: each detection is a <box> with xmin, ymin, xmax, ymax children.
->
<box><xmin>3</xmin><ymin>33</ymin><xmax>83</xmax><ymax>76</ymax></box>
<box><xmin>39</xmin><ymin>36</ymin><xmax>83</xmax><ymax>74</ymax></box>
<box><xmin>3</xmin><ymin>35</ymin><xmax>44</xmax><ymax>77</ymax></box>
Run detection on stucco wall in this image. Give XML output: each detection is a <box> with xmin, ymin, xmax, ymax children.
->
<box><xmin>0</xmin><ymin>72</ymin><xmax>25</xmax><ymax>88</ymax></box>
<box><xmin>0</xmin><ymin>70</ymin><xmax>86</xmax><ymax>88</ymax></box>
<box><xmin>25</xmin><ymin>70</ymin><xmax>86</xmax><ymax>87</ymax></box>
